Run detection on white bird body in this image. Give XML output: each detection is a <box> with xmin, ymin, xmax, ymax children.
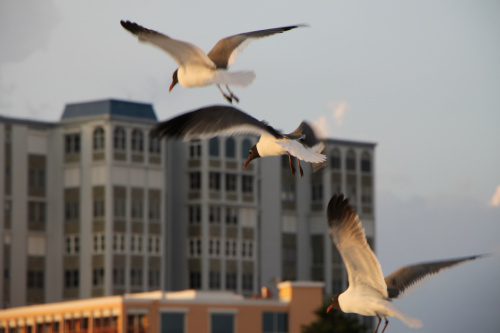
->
<box><xmin>120</xmin><ymin>20</ymin><xmax>304</xmax><ymax>102</ymax></box>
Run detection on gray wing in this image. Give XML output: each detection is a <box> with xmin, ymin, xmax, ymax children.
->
<box><xmin>207</xmin><ymin>24</ymin><xmax>307</xmax><ymax>68</ymax></box>
<box><xmin>151</xmin><ymin>105</ymin><xmax>283</xmax><ymax>140</ymax></box>
<box><xmin>327</xmin><ymin>195</ymin><xmax>388</xmax><ymax>297</ymax></box>
<box><xmin>385</xmin><ymin>254</ymin><xmax>486</xmax><ymax>299</ymax></box>
<box><xmin>120</xmin><ymin>20</ymin><xmax>214</xmax><ymax>67</ymax></box>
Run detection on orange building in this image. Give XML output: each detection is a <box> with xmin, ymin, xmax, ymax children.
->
<box><xmin>0</xmin><ymin>281</ymin><xmax>323</xmax><ymax>333</ymax></box>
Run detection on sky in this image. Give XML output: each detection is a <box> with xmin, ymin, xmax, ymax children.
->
<box><xmin>1</xmin><ymin>0</ymin><xmax>500</xmax><ymax>331</ymax></box>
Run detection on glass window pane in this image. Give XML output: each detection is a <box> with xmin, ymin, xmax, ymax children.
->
<box><xmin>211</xmin><ymin>314</ymin><xmax>233</xmax><ymax>333</ymax></box>
<box><xmin>161</xmin><ymin>313</ymin><xmax>184</xmax><ymax>333</ymax></box>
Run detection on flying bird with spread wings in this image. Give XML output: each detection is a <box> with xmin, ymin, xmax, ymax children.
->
<box><xmin>120</xmin><ymin>20</ymin><xmax>306</xmax><ymax>103</ymax></box>
<box><xmin>326</xmin><ymin>194</ymin><xmax>486</xmax><ymax>333</ymax></box>
<box><xmin>151</xmin><ymin>105</ymin><xmax>325</xmax><ymax>176</ymax></box>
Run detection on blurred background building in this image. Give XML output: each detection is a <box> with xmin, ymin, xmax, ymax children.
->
<box><xmin>0</xmin><ymin>99</ymin><xmax>375</xmax><ymax>309</ymax></box>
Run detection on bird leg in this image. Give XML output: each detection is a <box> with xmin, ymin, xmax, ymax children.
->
<box><xmin>225</xmin><ymin>85</ymin><xmax>239</xmax><ymax>103</ymax></box>
<box><xmin>287</xmin><ymin>152</ymin><xmax>296</xmax><ymax>175</ymax></box>
<box><xmin>217</xmin><ymin>84</ymin><xmax>233</xmax><ymax>103</ymax></box>
<box><xmin>297</xmin><ymin>158</ymin><xmax>304</xmax><ymax>177</ymax></box>
<box><xmin>380</xmin><ymin>317</ymin><xmax>389</xmax><ymax>333</ymax></box>
<box><xmin>374</xmin><ymin>315</ymin><xmax>382</xmax><ymax>333</ymax></box>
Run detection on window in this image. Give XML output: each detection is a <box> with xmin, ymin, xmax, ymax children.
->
<box><xmin>113</xmin><ymin>268</ymin><xmax>125</xmax><ymax>286</ymax></box>
<box><xmin>28</xmin><ymin>201</ymin><xmax>46</xmax><ymax>223</ymax></box>
<box><xmin>225</xmin><ymin>138</ymin><xmax>235</xmax><ymax>158</ymax></box>
<box><xmin>225</xmin><ymin>207</ymin><xmax>238</xmax><ymax>225</ymax></box>
<box><xmin>242</xmin><ymin>175</ymin><xmax>253</xmax><ymax>193</ymax></box>
<box><xmin>189</xmin><ymin>172</ymin><xmax>201</xmax><ymax>190</ymax></box>
<box><xmin>131</xmin><ymin>268</ymin><xmax>143</xmax><ymax>286</ymax></box>
<box><xmin>209</xmin><ymin>238</ymin><xmax>220</xmax><ymax>256</ymax></box>
<box><xmin>209</xmin><ymin>137</ymin><xmax>219</xmax><ymax>157</ymax></box>
<box><xmin>28</xmin><ymin>161</ymin><xmax>45</xmax><ymax>191</ymax></box>
<box><xmin>189</xmin><ymin>238</ymin><xmax>202</xmax><ymax>257</ymax></box>
<box><xmin>209</xmin><ymin>172</ymin><xmax>221</xmax><ymax>191</ymax></box>
<box><xmin>330</xmin><ymin>149</ymin><xmax>341</xmax><ymax>169</ymax></box>
<box><xmin>64</xmin><ymin>133</ymin><xmax>80</xmax><ymax>155</ymax></box>
<box><xmin>361</xmin><ymin>151</ymin><xmax>371</xmax><ymax>172</ymax></box>
<box><xmin>226</xmin><ymin>272</ymin><xmax>237</xmax><ymax>290</ymax></box>
<box><xmin>241</xmin><ymin>139</ymin><xmax>252</xmax><ymax>159</ymax></box>
<box><xmin>311</xmin><ymin>183</ymin><xmax>323</xmax><ymax>202</ymax></box>
<box><xmin>64</xmin><ymin>269</ymin><xmax>79</xmax><ymax>288</ymax></box>
<box><xmin>149</xmin><ymin>134</ymin><xmax>161</xmax><ymax>154</ymax></box>
<box><xmin>226</xmin><ymin>174</ymin><xmax>237</xmax><ymax>192</ymax></box>
<box><xmin>93</xmin><ymin>233</ymin><xmax>105</xmax><ymax>253</ymax></box>
<box><xmin>114</xmin><ymin>198</ymin><xmax>126</xmax><ymax>218</ymax></box>
<box><xmin>131</xmin><ymin>129</ymin><xmax>144</xmax><ymax>152</ymax></box>
<box><xmin>189</xmin><ymin>271</ymin><xmax>201</xmax><ymax>289</ymax></box>
<box><xmin>346</xmin><ymin>150</ymin><xmax>356</xmax><ymax>171</ymax></box>
<box><xmin>311</xmin><ymin>235</ymin><xmax>324</xmax><ymax>264</ymax></box>
<box><xmin>131</xmin><ymin>199</ymin><xmax>143</xmax><ymax>219</ymax></box>
<box><xmin>281</xmin><ymin>182</ymin><xmax>295</xmax><ymax>202</ymax></box>
<box><xmin>242</xmin><ymin>273</ymin><xmax>253</xmax><ymax>291</ymax></box>
<box><xmin>113</xmin><ymin>233</ymin><xmax>126</xmax><ymax>253</ymax></box>
<box><xmin>161</xmin><ymin>313</ymin><xmax>185</xmax><ymax>333</ymax></box>
<box><xmin>211</xmin><ymin>314</ymin><xmax>234</xmax><ymax>333</ymax></box>
<box><xmin>149</xmin><ymin>269</ymin><xmax>160</xmax><ymax>288</ymax></box>
<box><xmin>92</xmin><ymin>268</ymin><xmax>104</xmax><ymax>286</ymax></box>
<box><xmin>65</xmin><ymin>200</ymin><xmax>79</xmax><ymax>221</ymax></box>
<box><xmin>27</xmin><ymin>270</ymin><xmax>44</xmax><ymax>289</ymax></box>
<box><xmin>93</xmin><ymin>198</ymin><xmax>105</xmax><ymax>218</ymax></box>
<box><xmin>262</xmin><ymin>312</ymin><xmax>288</xmax><ymax>333</ymax></box>
<box><xmin>225</xmin><ymin>240</ymin><xmax>237</xmax><ymax>257</ymax></box>
<box><xmin>93</xmin><ymin>127</ymin><xmax>105</xmax><ymax>150</ymax></box>
<box><xmin>189</xmin><ymin>140</ymin><xmax>201</xmax><ymax>158</ymax></box>
<box><xmin>65</xmin><ymin>235</ymin><xmax>80</xmax><ymax>255</ymax></box>
<box><xmin>114</xmin><ymin>127</ymin><xmax>126</xmax><ymax>150</ymax></box>
<box><xmin>188</xmin><ymin>205</ymin><xmax>201</xmax><ymax>224</ymax></box>
<box><xmin>209</xmin><ymin>206</ymin><xmax>221</xmax><ymax>223</ymax></box>
<box><xmin>209</xmin><ymin>271</ymin><xmax>221</xmax><ymax>289</ymax></box>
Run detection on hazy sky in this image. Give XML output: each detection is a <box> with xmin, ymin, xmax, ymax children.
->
<box><xmin>1</xmin><ymin>1</ymin><xmax>500</xmax><ymax>331</ymax></box>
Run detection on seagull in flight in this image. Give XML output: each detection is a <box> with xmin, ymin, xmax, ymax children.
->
<box><xmin>120</xmin><ymin>20</ymin><xmax>305</xmax><ymax>103</ymax></box>
<box><xmin>326</xmin><ymin>194</ymin><xmax>486</xmax><ymax>332</ymax></box>
<box><xmin>150</xmin><ymin>105</ymin><xmax>325</xmax><ymax>176</ymax></box>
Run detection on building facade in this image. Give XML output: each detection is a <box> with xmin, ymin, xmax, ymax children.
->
<box><xmin>0</xmin><ymin>99</ymin><xmax>376</xmax><ymax>311</ymax></box>
<box><xmin>0</xmin><ymin>281</ymin><xmax>324</xmax><ymax>333</ymax></box>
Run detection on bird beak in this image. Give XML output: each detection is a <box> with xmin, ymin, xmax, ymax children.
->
<box><xmin>326</xmin><ymin>304</ymin><xmax>334</xmax><ymax>313</ymax></box>
<box><xmin>243</xmin><ymin>158</ymin><xmax>251</xmax><ymax>168</ymax></box>
<box><xmin>169</xmin><ymin>81</ymin><xmax>176</xmax><ymax>92</ymax></box>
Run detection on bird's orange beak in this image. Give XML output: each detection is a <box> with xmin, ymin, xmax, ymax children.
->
<box><xmin>169</xmin><ymin>81</ymin><xmax>176</xmax><ymax>92</ymax></box>
<box><xmin>326</xmin><ymin>304</ymin><xmax>334</xmax><ymax>313</ymax></box>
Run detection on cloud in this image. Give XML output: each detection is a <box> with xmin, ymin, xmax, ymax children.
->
<box><xmin>490</xmin><ymin>185</ymin><xmax>500</xmax><ymax>207</ymax></box>
<box><xmin>327</xmin><ymin>101</ymin><xmax>348</xmax><ymax>126</ymax></box>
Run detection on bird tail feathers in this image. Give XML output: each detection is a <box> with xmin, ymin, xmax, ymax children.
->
<box><xmin>385</xmin><ymin>302</ymin><xmax>423</xmax><ymax>329</ymax></box>
<box><xmin>213</xmin><ymin>70</ymin><xmax>256</xmax><ymax>87</ymax></box>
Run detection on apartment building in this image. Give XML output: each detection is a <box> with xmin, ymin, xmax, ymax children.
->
<box><xmin>0</xmin><ymin>98</ymin><xmax>376</xmax><ymax>311</ymax></box>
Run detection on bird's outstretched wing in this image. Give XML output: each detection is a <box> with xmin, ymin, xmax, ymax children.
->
<box><xmin>207</xmin><ymin>24</ymin><xmax>307</xmax><ymax>68</ymax></box>
<box><xmin>385</xmin><ymin>254</ymin><xmax>486</xmax><ymax>298</ymax></box>
<box><xmin>151</xmin><ymin>105</ymin><xmax>283</xmax><ymax>140</ymax></box>
<box><xmin>120</xmin><ymin>20</ymin><xmax>214</xmax><ymax>67</ymax></box>
<box><xmin>327</xmin><ymin>195</ymin><xmax>388</xmax><ymax>297</ymax></box>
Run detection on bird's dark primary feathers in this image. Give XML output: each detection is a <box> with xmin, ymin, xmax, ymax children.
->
<box><xmin>150</xmin><ymin>105</ymin><xmax>283</xmax><ymax>140</ymax></box>
<box><xmin>385</xmin><ymin>254</ymin><xmax>487</xmax><ymax>298</ymax></box>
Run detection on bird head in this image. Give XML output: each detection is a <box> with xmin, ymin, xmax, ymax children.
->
<box><xmin>244</xmin><ymin>145</ymin><xmax>260</xmax><ymax>168</ymax></box>
<box><xmin>326</xmin><ymin>295</ymin><xmax>340</xmax><ymax>313</ymax></box>
<box><xmin>169</xmin><ymin>69</ymin><xmax>179</xmax><ymax>92</ymax></box>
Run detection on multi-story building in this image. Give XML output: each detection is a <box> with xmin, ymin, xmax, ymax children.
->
<box><xmin>0</xmin><ymin>98</ymin><xmax>376</xmax><ymax>311</ymax></box>
<box><xmin>0</xmin><ymin>99</ymin><xmax>166</xmax><ymax>307</ymax></box>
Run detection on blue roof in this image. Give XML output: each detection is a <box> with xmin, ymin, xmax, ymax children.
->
<box><xmin>61</xmin><ymin>99</ymin><xmax>157</xmax><ymax>121</ymax></box>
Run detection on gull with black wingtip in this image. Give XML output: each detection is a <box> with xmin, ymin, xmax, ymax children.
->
<box><xmin>150</xmin><ymin>105</ymin><xmax>326</xmax><ymax>176</ymax></box>
<box><xmin>120</xmin><ymin>20</ymin><xmax>306</xmax><ymax>103</ymax></box>
<box><xmin>326</xmin><ymin>194</ymin><xmax>486</xmax><ymax>332</ymax></box>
